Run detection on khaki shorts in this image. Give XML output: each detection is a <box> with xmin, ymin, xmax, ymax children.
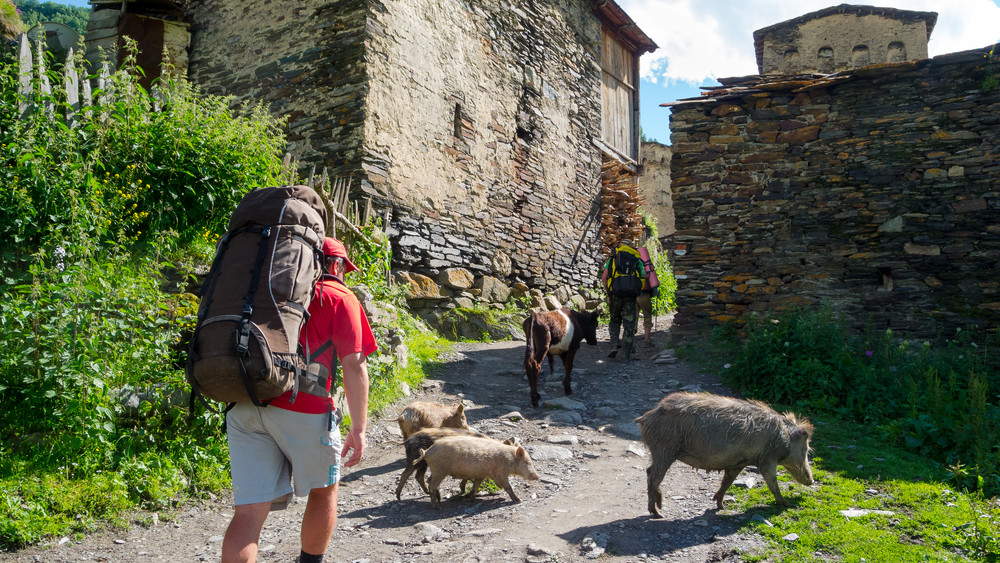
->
<box><xmin>226</xmin><ymin>403</ymin><xmax>343</xmax><ymax>508</ymax></box>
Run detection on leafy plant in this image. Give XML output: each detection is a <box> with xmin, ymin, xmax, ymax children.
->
<box><xmin>713</xmin><ymin>303</ymin><xmax>1000</xmax><ymax>497</ymax></box>
<box><xmin>1</xmin><ymin>39</ymin><xmax>287</xmax><ymax>267</ymax></box>
<box><xmin>0</xmin><ymin>37</ymin><xmax>291</xmax><ymax>549</ymax></box>
<box><xmin>640</xmin><ymin>212</ymin><xmax>676</xmax><ymax>315</ymax></box>
<box><xmin>1</xmin><ymin>0</ymin><xmax>25</xmax><ymax>40</ymax></box>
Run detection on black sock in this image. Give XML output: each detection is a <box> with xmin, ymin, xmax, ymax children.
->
<box><xmin>299</xmin><ymin>550</ymin><xmax>324</xmax><ymax>563</ymax></box>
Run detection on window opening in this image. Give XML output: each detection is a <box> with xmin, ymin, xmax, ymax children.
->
<box><xmin>851</xmin><ymin>45</ymin><xmax>870</xmax><ymax>68</ymax></box>
<box><xmin>817</xmin><ymin>47</ymin><xmax>834</xmax><ymax>73</ymax></box>
<box><xmin>877</xmin><ymin>267</ymin><xmax>894</xmax><ymax>292</ymax></box>
<box><xmin>887</xmin><ymin>41</ymin><xmax>906</xmax><ymax>62</ymax></box>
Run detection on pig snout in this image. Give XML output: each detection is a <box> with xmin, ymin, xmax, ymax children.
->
<box><xmin>783</xmin><ymin>422</ymin><xmax>814</xmax><ymax>486</ymax></box>
<box><xmin>514</xmin><ymin>446</ymin><xmax>541</xmax><ymax>480</ymax></box>
<box><xmin>785</xmin><ymin>460</ymin><xmax>813</xmax><ymax>486</ymax></box>
<box><xmin>521</xmin><ymin>462</ymin><xmax>541</xmax><ymax>481</ymax></box>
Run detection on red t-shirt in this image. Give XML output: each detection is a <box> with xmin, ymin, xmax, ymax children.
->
<box><xmin>269</xmin><ymin>275</ymin><xmax>378</xmax><ymax>413</ymax></box>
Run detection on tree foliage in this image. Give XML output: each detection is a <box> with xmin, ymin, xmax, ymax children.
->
<box><xmin>12</xmin><ymin>0</ymin><xmax>88</xmax><ymax>36</ymax></box>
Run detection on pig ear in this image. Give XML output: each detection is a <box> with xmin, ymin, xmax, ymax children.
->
<box><xmin>791</xmin><ymin>425</ymin><xmax>813</xmax><ymax>441</ymax></box>
<box><xmin>516</xmin><ymin>446</ymin><xmax>527</xmax><ymax>458</ymax></box>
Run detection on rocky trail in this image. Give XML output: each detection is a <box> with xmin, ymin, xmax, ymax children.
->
<box><xmin>8</xmin><ymin>314</ymin><xmax>776</xmax><ymax>563</ymax></box>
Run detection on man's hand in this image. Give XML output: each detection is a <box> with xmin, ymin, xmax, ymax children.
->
<box><xmin>341</xmin><ymin>426</ymin><xmax>366</xmax><ymax>467</ymax></box>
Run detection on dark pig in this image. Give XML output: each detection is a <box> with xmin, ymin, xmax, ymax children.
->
<box><xmin>414</xmin><ymin>435</ymin><xmax>541</xmax><ymax>508</ymax></box>
<box><xmin>634</xmin><ymin>392</ymin><xmax>814</xmax><ymax>516</ymax></box>
<box><xmin>397</xmin><ymin>401</ymin><xmax>469</xmax><ymax>439</ymax></box>
<box><xmin>395</xmin><ymin>427</ymin><xmax>488</xmax><ymax>499</ymax></box>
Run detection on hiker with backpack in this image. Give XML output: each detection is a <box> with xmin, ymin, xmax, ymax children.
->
<box><xmin>221</xmin><ymin>236</ymin><xmax>377</xmax><ymax>563</ymax></box>
<box><xmin>636</xmin><ymin>241</ymin><xmax>661</xmax><ymax>344</ymax></box>
<box><xmin>601</xmin><ymin>240</ymin><xmax>645</xmax><ymax>361</ymax></box>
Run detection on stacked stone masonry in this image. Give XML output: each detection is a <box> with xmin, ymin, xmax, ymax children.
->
<box><xmin>182</xmin><ymin>0</ymin><xmax>610</xmax><ymax>304</ymax></box>
<box><xmin>669</xmin><ymin>47</ymin><xmax>1000</xmax><ymax>338</ymax></box>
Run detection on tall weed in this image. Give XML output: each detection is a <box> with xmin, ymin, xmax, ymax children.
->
<box><xmin>717</xmin><ymin>304</ymin><xmax>1000</xmax><ymax>495</ymax></box>
<box><xmin>0</xmin><ymin>40</ymin><xmax>287</xmax><ymax>548</ymax></box>
<box><xmin>640</xmin><ymin>213</ymin><xmax>677</xmax><ymax>314</ymax></box>
<box><xmin>0</xmin><ymin>41</ymin><xmax>287</xmax><ymax>267</ymax></box>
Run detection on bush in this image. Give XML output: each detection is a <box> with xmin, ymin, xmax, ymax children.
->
<box><xmin>0</xmin><ymin>39</ymin><xmax>291</xmax><ymax>549</ymax></box>
<box><xmin>717</xmin><ymin>304</ymin><xmax>1000</xmax><ymax>496</ymax></box>
<box><xmin>0</xmin><ymin>35</ymin><xmax>445</xmax><ymax>550</ymax></box>
<box><xmin>0</xmin><ymin>41</ymin><xmax>287</xmax><ymax>267</ymax></box>
<box><xmin>640</xmin><ymin>213</ymin><xmax>676</xmax><ymax>315</ymax></box>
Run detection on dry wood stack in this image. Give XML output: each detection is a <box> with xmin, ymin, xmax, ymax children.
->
<box><xmin>599</xmin><ymin>160</ymin><xmax>644</xmax><ymax>257</ymax></box>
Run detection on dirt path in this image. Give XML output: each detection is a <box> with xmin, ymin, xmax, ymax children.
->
<box><xmin>6</xmin><ymin>314</ymin><xmax>771</xmax><ymax>563</ymax></box>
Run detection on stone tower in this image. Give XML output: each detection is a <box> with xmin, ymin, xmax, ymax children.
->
<box><xmin>753</xmin><ymin>4</ymin><xmax>937</xmax><ymax>75</ymax></box>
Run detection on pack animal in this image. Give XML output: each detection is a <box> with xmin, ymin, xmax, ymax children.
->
<box><xmin>634</xmin><ymin>392</ymin><xmax>814</xmax><ymax>517</ymax></box>
<box><xmin>522</xmin><ymin>308</ymin><xmax>601</xmax><ymax>407</ymax></box>
<box><xmin>397</xmin><ymin>401</ymin><xmax>469</xmax><ymax>439</ymax></box>
<box><xmin>414</xmin><ymin>435</ymin><xmax>540</xmax><ymax>508</ymax></box>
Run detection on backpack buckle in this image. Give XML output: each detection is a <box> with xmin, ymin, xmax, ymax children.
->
<box><xmin>236</xmin><ymin>320</ymin><xmax>251</xmax><ymax>356</ymax></box>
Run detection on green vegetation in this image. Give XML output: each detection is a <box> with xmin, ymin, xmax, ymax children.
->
<box><xmin>12</xmin><ymin>0</ymin><xmax>89</xmax><ymax>36</ymax></box>
<box><xmin>716</xmin><ymin>304</ymin><xmax>1000</xmax><ymax>495</ymax></box>
<box><xmin>685</xmin><ymin>304</ymin><xmax>1000</xmax><ymax>561</ymax></box>
<box><xmin>0</xmin><ymin>41</ymin><xmax>447</xmax><ymax>549</ymax></box>
<box><xmin>2</xmin><ymin>0</ymin><xmax>24</xmax><ymax>39</ymax></box>
<box><xmin>435</xmin><ymin>302</ymin><xmax>526</xmax><ymax>342</ymax></box>
<box><xmin>725</xmin><ymin>415</ymin><xmax>998</xmax><ymax>562</ymax></box>
<box><xmin>983</xmin><ymin>44</ymin><xmax>998</xmax><ymax>93</ymax></box>
<box><xmin>641</xmin><ymin>213</ymin><xmax>676</xmax><ymax>316</ymax></box>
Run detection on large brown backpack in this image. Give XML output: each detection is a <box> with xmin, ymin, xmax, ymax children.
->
<box><xmin>186</xmin><ymin>185</ymin><xmax>327</xmax><ymax>409</ymax></box>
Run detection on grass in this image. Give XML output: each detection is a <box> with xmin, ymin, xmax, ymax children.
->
<box><xmin>719</xmin><ymin>414</ymin><xmax>995</xmax><ymax>562</ymax></box>
<box><xmin>660</xmin><ymin>350</ymin><xmax>1000</xmax><ymax>563</ymax></box>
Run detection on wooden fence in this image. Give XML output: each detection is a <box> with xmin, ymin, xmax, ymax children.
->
<box><xmin>15</xmin><ymin>32</ymin><xmax>109</xmax><ymax>122</ymax></box>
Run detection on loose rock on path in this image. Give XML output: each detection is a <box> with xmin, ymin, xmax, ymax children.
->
<box><xmin>7</xmin><ymin>313</ymin><xmax>776</xmax><ymax>563</ymax></box>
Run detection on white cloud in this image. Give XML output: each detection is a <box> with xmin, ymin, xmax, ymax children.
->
<box><xmin>620</xmin><ymin>0</ymin><xmax>1000</xmax><ymax>85</ymax></box>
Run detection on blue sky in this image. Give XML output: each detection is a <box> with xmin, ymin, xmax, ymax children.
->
<box><xmin>54</xmin><ymin>0</ymin><xmax>1000</xmax><ymax>144</ymax></box>
<box><xmin>619</xmin><ymin>0</ymin><xmax>1000</xmax><ymax>144</ymax></box>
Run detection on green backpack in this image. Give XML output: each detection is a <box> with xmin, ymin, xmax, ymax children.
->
<box><xmin>608</xmin><ymin>247</ymin><xmax>644</xmax><ymax>298</ymax></box>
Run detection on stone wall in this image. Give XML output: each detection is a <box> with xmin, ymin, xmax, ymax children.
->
<box><xmin>669</xmin><ymin>47</ymin><xmax>1000</xmax><ymax>338</ymax></box>
<box><xmin>184</xmin><ymin>0</ymin><xmax>369</xmax><ymax>180</ymax></box>
<box><xmin>760</xmin><ymin>10</ymin><xmax>927</xmax><ymax>74</ymax></box>
<box><xmin>181</xmin><ymin>0</ymin><xmax>608</xmax><ymax>309</ymax></box>
<box><xmin>638</xmin><ymin>141</ymin><xmax>673</xmax><ymax>237</ymax></box>
<box><xmin>366</xmin><ymin>0</ymin><xmax>606</xmax><ymax>295</ymax></box>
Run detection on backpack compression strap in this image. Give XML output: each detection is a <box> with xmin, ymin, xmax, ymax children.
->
<box><xmin>235</xmin><ymin>226</ymin><xmax>273</xmax><ymax>407</ymax></box>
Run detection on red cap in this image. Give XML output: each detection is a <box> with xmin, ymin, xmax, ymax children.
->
<box><xmin>322</xmin><ymin>237</ymin><xmax>359</xmax><ymax>273</ymax></box>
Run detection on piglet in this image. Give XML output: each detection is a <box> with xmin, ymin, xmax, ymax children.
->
<box><xmin>397</xmin><ymin>401</ymin><xmax>469</xmax><ymax>439</ymax></box>
<box><xmin>395</xmin><ymin>427</ymin><xmax>488</xmax><ymax>499</ymax></box>
<box><xmin>414</xmin><ymin>435</ymin><xmax>540</xmax><ymax>508</ymax></box>
<box><xmin>634</xmin><ymin>392</ymin><xmax>814</xmax><ymax>517</ymax></box>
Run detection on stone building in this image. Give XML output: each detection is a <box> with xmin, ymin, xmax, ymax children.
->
<box><xmin>753</xmin><ymin>4</ymin><xmax>936</xmax><ymax>75</ymax></box>
<box><xmin>637</xmin><ymin>140</ymin><xmax>673</xmax><ymax>238</ymax></box>
<box><xmin>667</xmin><ymin>5</ymin><xmax>999</xmax><ymax>339</ymax></box>
<box><xmin>84</xmin><ymin>0</ymin><xmax>190</xmax><ymax>91</ymax></box>
<box><xmin>82</xmin><ymin>0</ymin><xmax>656</xmax><ymax>313</ymax></box>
